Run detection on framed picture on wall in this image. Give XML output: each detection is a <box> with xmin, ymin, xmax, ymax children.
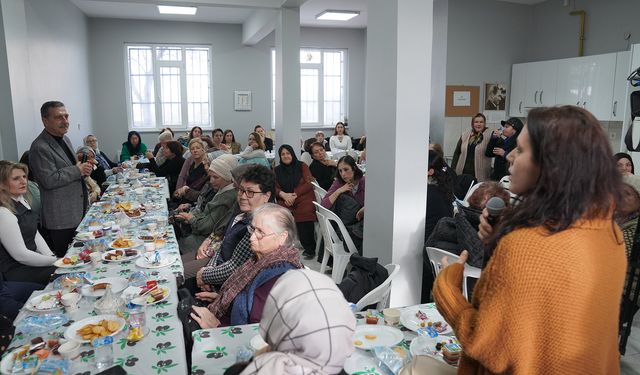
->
<box><xmin>234</xmin><ymin>90</ymin><xmax>252</xmax><ymax>111</ymax></box>
<box><xmin>484</xmin><ymin>83</ymin><xmax>507</xmax><ymax>111</ymax></box>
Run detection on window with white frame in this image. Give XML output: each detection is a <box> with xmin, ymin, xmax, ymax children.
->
<box><xmin>126</xmin><ymin>44</ymin><xmax>213</xmax><ymax>131</ymax></box>
<box><xmin>271</xmin><ymin>48</ymin><xmax>347</xmax><ymax>128</ymax></box>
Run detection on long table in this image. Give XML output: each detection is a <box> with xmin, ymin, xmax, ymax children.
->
<box><xmin>4</xmin><ymin>176</ymin><xmax>188</xmax><ymax>375</ymax></box>
<box><xmin>191</xmin><ymin>302</ymin><xmax>455</xmax><ymax>375</ymax></box>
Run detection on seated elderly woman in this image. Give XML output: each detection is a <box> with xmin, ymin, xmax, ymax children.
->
<box><xmin>184</xmin><ymin>165</ymin><xmax>275</xmax><ymax>288</ymax></box>
<box><xmin>176</xmin><ymin>154</ymin><xmax>239</xmax><ymax>254</ymax></box>
<box><xmin>321</xmin><ymin>155</ymin><xmax>365</xmax><ymax>250</ymax></box>
<box><xmin>174</xmin><ymin>138</ymin><xmax>210</xmax><ymax>204</ymax></box>
<box><xmin>190</xmin><ymin>203</ymin><xmax>303</xmax><ymax>328</ymax></box>
<box><xmin>224</xmin><ymin>269</ymin><xmax>356</xmax><ymax>375</ymax></box>
<box><xmin>144</xmin><ymin>141</ymin><xmax>185</xmax><ymax>196</ymax></box>
<box><xmin>75</xmin><ymin>147</ymin><xmax>101</xmax><ymax>203</ymax></box>
<box><xmin>0</xmin><ymin>161</ymin><xmax>57</xmax><ymax>285</ymax></box>
<box><xmin>83</xmin><ymin>135</ymin><xmax>121</xmax><ymax>186</ymax></box>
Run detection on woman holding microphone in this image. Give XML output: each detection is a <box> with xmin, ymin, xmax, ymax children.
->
<box><xmin>433</xmin><ymin>106</ymin><xmax>626</xmax><ymax>374</ymax></box>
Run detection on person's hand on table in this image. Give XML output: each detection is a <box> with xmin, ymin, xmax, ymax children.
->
<box><xmin>111</xmin><ymin>166</ymin><xmax>123</xmax><ymax>174</ymax></box>
<box><xmin>356</xmin><ymin>207</ymin><xmax>365</xmax><ymax>221</ymax></box>
<box><xmin>196</xmin><ymin>238</ymin><xmax>212</xmax><ymax>260</ymax></box>
<box><xmin>195</xmin><ymin>291</ymin><xmax>219</xmax><ymax>303</ymax></box>
<box><xmin>190</xmin><ymin>306</ymin><xmax>220</xmax><ymax>329</ymax></box>
<box><xmin>176</xmin><ymin>212</ymin><xmax>194</xmax><ymax>221</ymax></box>
<box><xmin>441</xmin><ymin>250</ymin><xmax>469</xmax><ymax>268</ymax></box>
<box><xmin>478</xmin><ymin>208</ymin><xmax>494</xmax><ymax>243</ymax></box>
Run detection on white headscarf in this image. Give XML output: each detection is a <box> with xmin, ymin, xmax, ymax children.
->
<box><xmin>240</xmin><ymin>269</ymin><xmax>356</xmax><ymax>375</ymax></box>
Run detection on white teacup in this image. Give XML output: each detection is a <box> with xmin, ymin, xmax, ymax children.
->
<box><xmin>144</xmin><ymin>242</ymin><xmax>156</xmax><ymax>252</ymax></box>
<box><xmin>90</xmin><ymin>252</ymin><xmax>102</xmax><ymax>265</ymax></box>
<box><xmin>147</xmin><ymin>222</ymin><xmax>158</xmax><ymax>232</ymax></box>
<box><xmin>61</xmin><ymin>292</ymin><xmax>81</xmax><ymax>312</ymax></box>
<box><xmin>58</xmin><ymin>340</ymin><xmax>81</xmax><ymax>359</ymax></box>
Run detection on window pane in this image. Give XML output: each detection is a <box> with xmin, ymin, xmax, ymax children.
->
<box><xmin>128</xmin><ymin>46</ymin><xmax>153</xmax><ymax>75</ymax></box>
<box><xmin>159</xmin><ymin>67</ymin><xmax>181</xmax><ymax>125</ymax></box>
<box><xmin>132</xmin><ymin>103</ymin><xmax>155</xmax><ymax>128</ymax></box>
<box><xmin>300</xmin><ymin>49</ymin><xmax>321</xmax><ymax>64</ymax></box>
<box><xmin>301</xmin><ymin>68</ymin><xmax>318</xmax><ymax>123</ymax></box>
<box><xmin>324</xmin><ymin>102</ymin><xmax>341</xmax><ymax>126</ymax></box>
<box><xmin>156</xmin><ymin>46</ymin><xmax>182</xmax><ymax>61</ymax></box>
<box><xmin>186</xmin><ymin>48</ymin><xmax>210</xmax><ymax>126</ymax></box>
<box><xmin>323</xmin><ymin>51</ymin><xmax>342</xmax><ymax>75</ymax></box>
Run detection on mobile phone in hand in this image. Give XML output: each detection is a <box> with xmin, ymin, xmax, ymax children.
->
<box><xmin>81</xmin><ymin>154</ymin><xmax>88</xmax><ymax>163</ymax></box>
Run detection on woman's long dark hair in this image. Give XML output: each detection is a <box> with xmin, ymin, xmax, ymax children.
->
<box><xmin>124</xmin><ymin>131</ymin><xmax>143</xmax><ymax>155</ymax></box>
<box><xmin>333</xmin><ymin>122</ymin><xmax>348</xmax><ymax>136</ymax></box>
<box><xmin>428</xmin><ymin>150</ymin><xmax>454</xmax><ymax>204</ymax></box>
<box><xmin>336</xmin><ymin>155</ymin><xmax>363</xmax><ymax>184</ymax></box>
<box><xmin>487</xmin><ymin>106</ymin><xmax>622</xmax><ymax>256</ymax></box>
<box><xmin>223</xmin><ymin>129</ymin><xmax>236</xmax><ymax>144</ymax></box>
<box><xmin>189</xmin><ymin>126</ymin><xmax>203</xmax><ymax>139</ymax></box>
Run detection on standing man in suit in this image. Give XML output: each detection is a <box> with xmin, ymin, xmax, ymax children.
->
<box><xmin>29</xmin><ymin>101</ymin><xmax>93</xmax><ymax>256</ymax></box>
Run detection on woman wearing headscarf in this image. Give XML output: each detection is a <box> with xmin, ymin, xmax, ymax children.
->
<box><xmin>615</xmin><ymin>152</ymin><xmax>635</xmax><ymax>176</ymax></box>
<box><xmin>485</xmin><ymin>117</ymin><xmax>524</xmax><ymax>181</ymax></box>
<box><xmin>451</xmin><ymin>113</ymin><xmax>492</xmax><ymax>182</ymax></box>
<box><xmin>190</xmin><ymin>203</ymin><xmax>303</xmax><ymax>328</ymax></box>
<box><xmin>274</xmin><ymin>144</ymin><xmax>317</xmax><ymax>259</ymax></box>
<box><xmin>230</xmin><ymin>269</ymin><xmax>356</xmax><ymax>375</ymax></box>
<box><xmin>120</xmin><ymin>130</ymin><xmax>147</xmax><ymax>162</ymax></box>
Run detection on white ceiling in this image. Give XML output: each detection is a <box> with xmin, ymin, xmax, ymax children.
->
<box><xmin>71</xmin><ymin>0</ymin><xmax>546</xmax><ymax>28</ymax></box>
<box><xmin>71</xmin><ymin>0</ymin><xmax>368</xmax><ymax>28</ymax></box>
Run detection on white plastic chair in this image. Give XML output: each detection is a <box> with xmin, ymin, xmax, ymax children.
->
<box><xmin>313</xmin><ymin>202</ymin><xmax>359</xmax><ymax>283</ymax></box>
<box><xmin>425</xmin><ymin>247</ymin><xmax>481</xmax><ymax>301</ymax></box>
<box><xmin>310</xmin><ymin>181</ymin><xmax>327</xmax><ymax>259</ymax></box>
<box><xmin>355</xmin><ymin>264</ymin><xmax>400</xmax><ymax>311</ymax></box>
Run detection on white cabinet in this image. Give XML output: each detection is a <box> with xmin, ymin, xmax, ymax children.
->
<box><xmin>523</xmin><ymin>60</ymin><xmax>558</xmax><ymax>108</ymax></box>
<box><xmin>556</xmin><ymin>56</ymin><xmax>584</xmax><ymax>107</ymax></box>
<box><xmin>612</xmin><ymin>51</ymin><xmax>631</xmax><ymax>121</ymax></box>
<box><xmin>581</xmin><ymin>53</ymin><xmax>616</xmax><ymax>120</ymax></box>
<box><xmin>509</xmin><ymin>63</ymin><xmax>527</xmax><ymax>117</ymax></box>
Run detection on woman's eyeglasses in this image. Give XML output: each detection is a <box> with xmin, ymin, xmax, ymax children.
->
<box><xmin>237</xmin><ymin>186</ymin><xmax>264</xmax><ymax>198</ymax></box>
<box><xmin>247</xmin><ymin>225</ymin><xmax>279</xmax><ymax>240</ymax></box>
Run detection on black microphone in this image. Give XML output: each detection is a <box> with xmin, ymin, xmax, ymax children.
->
<box><xmin>486</xmin><ymin>197</ymin><xmax>506</xmax><ymax>226</ymax></box>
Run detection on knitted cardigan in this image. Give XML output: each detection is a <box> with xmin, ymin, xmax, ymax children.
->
<box><xmin>454</xmin><ymin>128</ymin><xmax>492</xmax><ymax>182</ymax></box>
<box><xmin>433</xmin><ymin>218</ymin><xmax>626</xmax><ymax>375</ymax></box>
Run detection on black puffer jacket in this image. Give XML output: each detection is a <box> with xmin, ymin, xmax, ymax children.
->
<box><xmin>337</xmin><ymin>254</ymin><xmax>389</xmax><ymax>305</ymax></box>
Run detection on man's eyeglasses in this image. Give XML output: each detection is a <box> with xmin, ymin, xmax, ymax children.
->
<box><xmin>247</xmin><ymin>225</ymin><xmax>279</xmax><ymax>240</ymax></box>
<box><xmin>237</xmin><ymin>186</ymin><xmax>265</xmax><ymax>198</ymax></box>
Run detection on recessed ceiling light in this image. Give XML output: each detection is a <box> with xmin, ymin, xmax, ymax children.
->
<box><xmin>157</xmin><ymin>5</ymin><xmax>197</xmax><ymax>15</ymax></box>
<box><xmin>316</xmin><ymin>10</ymin><xmax>359</xmax><ymax>21</ymax></box>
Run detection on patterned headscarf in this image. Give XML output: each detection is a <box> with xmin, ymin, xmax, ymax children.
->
<box><xmin>240</xmin><ymin>269</ymin><xmax>356</xmax><ymax>375</ymax></box>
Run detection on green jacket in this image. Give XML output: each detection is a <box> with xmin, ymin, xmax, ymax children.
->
<box><xmin>120</xmin><ymin>142</ymin><xmax>148</xmax><ymax>162</ymax></box>
<box><xmin>188</xmin><ymin>186</ymin><xmax>237</xmax><ymax>236</ymax></box>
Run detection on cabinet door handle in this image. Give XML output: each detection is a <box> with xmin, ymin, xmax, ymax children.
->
<box><xmin>576</xmin><ymin>101</ymin><xmax>580</xmax><ymax>106</ymax></box>
<box><xmin>613</xmin><ymin>101</ymin><xmax>618</xmax><ymax>117</ymax></box>
<box><xmin>534</xmin><ymin>90</ymin><xmax>539</xmax><ymax>104</ymax></box>
<box><xmin>540</xmin><ymin>90</ymin><xmax>544</xmax><ymax>104</ymax></box>
<box><xmin>519</xmin><ymin>101</ymin><xmax>522</xmax><ymax>113</ymax></box>
<box><xmin>583</xmin><ymin>101</ymin><xmax>587</xmax><ymax>108</ymax></box>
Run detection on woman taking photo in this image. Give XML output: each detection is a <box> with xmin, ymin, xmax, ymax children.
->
<box><xmin>309</xmin><ymin>142</ymin><xmax>337</xmax><ymax>191</ymax></box>
<box><xmin>239</xmin><ymin>132</ymin><xmax>270</xmax><ymax>167</ymax></box>
<box><xmin>190</xmin><ymin>203</ymin><xmax>303</xmax><ymax>328</ymax></box>
<box><xmin>174</xmin><ymin>138</ymin><xmax>209</xmax><ymax>202</ymax></box>
<box><xmin>0</xmin><ymin>161</ymin><xmax>56</xmax><ymax>286</ymax></box>
<box><xmin>615</xmin><ymin>152</ymin><xmax>634</xmax><ymax>176</ymax></box>
<box><xmin>451</xmin><ymin>113</ymin><xmax>492</xmax><ymax>181</ymax></box>
<box><xmin>145</xmin><ymin>141</ymin><xmax>185</xmax><ymax>196</ymax></box>
<box><xmin>223</xmin><ymin>129</ymin><xmax>241</xmax><ymax>154</ymax></box>
<box><xmin>274</xmin><ymin>145</ymin><xmax>317</xmax><ymax>259</ymax></box>
<box><xmin>433</xmin><ymin>106</ymin><xmax>626</xmax><ymax>374</ymax></box>
<box><xmin>329</xmin><ymin>122</ymin><xmax>352</xmax><ymax>151</ymax></box>
<box><xmin>120</xmin><ymin>131</ymin><xmax>147</xmax><ymax>162</ymax></box>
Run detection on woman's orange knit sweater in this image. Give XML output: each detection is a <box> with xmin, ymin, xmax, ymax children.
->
<box><xmin>433</xmin><ymin>218</ymin><xmax>627</xmax><ymax>375</ymax></box>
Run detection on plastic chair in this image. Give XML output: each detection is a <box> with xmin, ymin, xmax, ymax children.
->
<box><xmin>355</xmin><ymin>264</ymin><xmax>400</xmax><ymax>311</ymax></box>
<box><xmin>425</xmin><ymin>247</ymin><xmax>481</xmax><ymax>301</ymax></box>
<box><xmin>313</xmin><ymin>202</ymin><xmax>359</xmax><ymax>283</ymax></box>
<box><xmin>310</xmin><ymin>181</ymin><xmax>327</xmax><ymax>259</ymax></box>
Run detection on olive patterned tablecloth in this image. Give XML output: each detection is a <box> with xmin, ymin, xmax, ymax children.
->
<box><xmin>4</xmin><ymin>177</ymin><xmax>189</xmax><ymax>375</ymax></box>
<box><xmin>190</xmin><ymin>303</ymin><xmax>450</xmax><ymax>375</ymax></box>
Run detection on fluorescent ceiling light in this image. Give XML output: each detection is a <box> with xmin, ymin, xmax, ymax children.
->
<box><xmin>157</xmin><ymin>5</ymin><xmax>197</xmax><ymax>15</ymax></box>
<box><xmin>316</xmin><ymin>10</ymin><xmax>359</xmax><ymax>21</ymax></box>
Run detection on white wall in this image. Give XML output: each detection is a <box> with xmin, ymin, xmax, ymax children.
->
<box><xmin>88</xmin><ymin>18</ymin><xmax>366</xmax><ymax>159</ymax></box>
<box><xmin>529</xmin><ymin>0</ymin><xmax>640</xmax><ymax>61</ymax></box>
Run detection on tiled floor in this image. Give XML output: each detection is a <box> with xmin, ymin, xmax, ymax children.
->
<box><xmin>622</xmin><ymin>313</ymin><xmax>640</xmax><ymax>374</ymax></box>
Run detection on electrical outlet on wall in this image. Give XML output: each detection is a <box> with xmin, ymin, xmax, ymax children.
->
<box><xmin>609</xmin><ymin>131</ymin><xmax>617</xmax><ymax>141</ymax></box>
<box><xmin>77</xmin><ymin>123</ymin><xmax>80</xmax><ymax>130</ymax></box>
